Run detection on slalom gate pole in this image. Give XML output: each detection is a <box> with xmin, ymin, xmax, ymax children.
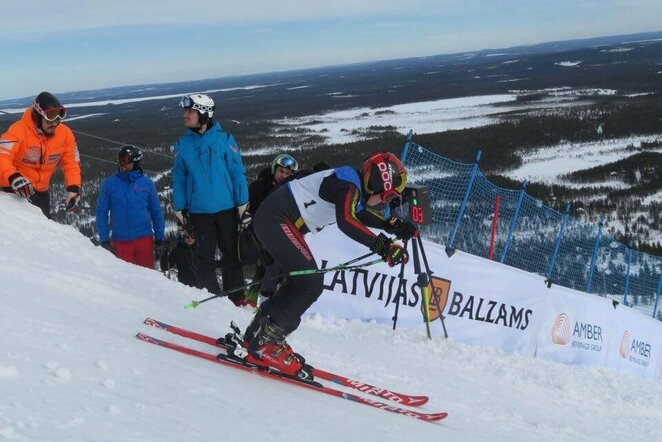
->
<box><xmin>412</xmin><ymin>239</ymin><xmax>432</xmax><ymax>340</ymax></box>
<box><xmin>392</xmin><ymin>239</ymin><xmax>409</xmax><ymax>331</ymax></box>
<box><xmin>416</xmin><ymin>234</ymin><xmax>448</xmax><ymax>339</ymax></box>
<box><xmin>185</xmin><ymin>253</ymin><xmax>383</xmax><ymax>309</ymax></box>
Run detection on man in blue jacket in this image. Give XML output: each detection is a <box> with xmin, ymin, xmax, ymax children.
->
<box><xmin>96</xmin><ymin>145</ymin><xmax>165</xmax><ymax>268</ymax></box>
<box><xmin>172</xmin><ymin>94</ymin><xmax>250</xmax><ymax>305</ymax></box>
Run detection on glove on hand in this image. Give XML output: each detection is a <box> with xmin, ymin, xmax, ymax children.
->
<box><xmin>237</xmin><ymin>203</ymin><xmax>252</xmax><ymax>232</ymax></box>
<box><xmin>383</xmin><ymin>243</ymin><xmax>409</xmax><ymax>267</ymax></box>
<box><xmin>370</xmin><ymin>233</ymin><xmax>409</xmax><ymax>267</ymax></box>
<box><xmin>100</xmin><ymin>241</ymin><xmax>113</xmax><ymax>252</ymax></box>
<box><xmin>386</xmin><ymin>217</ymin><xmax>419</xmax><ymax>241</ymax></box>
<box><xmin>64</xmin><ymin>185</ymin><xmax>81</xmax><ymax>212</ymax></box>
<box><xmin>9</xmin><ymin>173</ymin><xmax>35</xmax><ymax>199</ymax></box>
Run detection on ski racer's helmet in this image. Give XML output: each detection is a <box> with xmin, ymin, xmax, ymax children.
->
<box><xmin>361</xmin><ymin>151</ymin><xmax>407</xmax><ymax>203</ymax></box>
<box><xmin>117</xmin><ymin>144</ymin><xmax>143</xmax><ymax>170</ymax></box>
<box><xmin>31</xmin><ymin>92</ymin><xmax>66</xmax><ymax>124</ymax></box>
<box><xmin>271</xmin><ymin>154</ymin><xmax>299</xmax><ymax>175</ymax></box>
<box><xmin>179</xmin><ymin>94</ymin><xmax>215</xmax><ymax>118</ymax></box>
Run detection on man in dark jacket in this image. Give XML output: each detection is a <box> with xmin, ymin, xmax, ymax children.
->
<box><xmin>96</xmin><ymin>145</ymin><xmax>165</xmax><ymax>268</ymax></box>
<box><xmin>241</xmin><ymin>154</ymin><xmax>299</xmax><ymax>305</ymax></box>
<box><xmin>160</xmin><ymin>227</ymin><xmax>197</xmax><ymax>287</ymax></box>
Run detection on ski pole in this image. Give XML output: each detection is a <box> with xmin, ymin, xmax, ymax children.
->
<box><xmin>184</xmin><ymin>255</ymin><xmax>383</xmax><ymax>309</ymax></box>
<box><xmin>185</xmin><ymin>280</ymin><xmax>263</xmax><ymax>309</ymax></box>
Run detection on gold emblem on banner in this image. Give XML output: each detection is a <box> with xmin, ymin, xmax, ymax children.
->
<box><xmin>423</xmin><ymin>276</ymin><xmax>451</xmax><ymax>321</ymax></box>
<box><xmin>551</xmin><ymin>313</ymin><xmax>571</xmax><ymax>345</ymax></box>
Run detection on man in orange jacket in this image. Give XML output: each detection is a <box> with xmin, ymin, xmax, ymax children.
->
<box><xmin>0</xmin><ymin>92</ymin><xmax>82</xmax><ymax>218</ymax></box>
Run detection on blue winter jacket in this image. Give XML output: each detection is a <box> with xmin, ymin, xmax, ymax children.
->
<box><xmin>172</xmin><ymin>121</ymin><xmax>249</xmax><ymax>214</ymax></box>
<box><xmin>96</xmin><ymin>169</ymin><xmax>165</xmax><ymax>242</ymax></box>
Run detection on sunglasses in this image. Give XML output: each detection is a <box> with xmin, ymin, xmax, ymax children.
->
<box><xmin>39</xmin><ymin>107</ymin><xmax>66</xmax><ymax>122</ymax></box>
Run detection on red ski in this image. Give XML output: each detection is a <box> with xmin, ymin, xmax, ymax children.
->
<box><xmin>143</xmin><ymin>317</ymin><xmax>429</xmax><ymax>407</ymax></box>
<box><xmin>136</xmin><ymin>332</ymin><xmax>447</xmax><ymax>423</ymax></box>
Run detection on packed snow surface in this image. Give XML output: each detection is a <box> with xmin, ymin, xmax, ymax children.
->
<box><xmin>1</xmin><ymin>195</ymin><xmax>660</xmax><ymax>441</ymax></box>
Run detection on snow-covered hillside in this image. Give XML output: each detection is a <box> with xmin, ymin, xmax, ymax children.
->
<box><xmin>1</xmin><ymin>194</ymin><xmax>660</xmax><ymax>442</ymax></box>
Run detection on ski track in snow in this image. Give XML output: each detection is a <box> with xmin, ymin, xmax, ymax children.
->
<box><xmin>1</xmin><ymin>194</ymin><xmax>661</xmax><ymax>441</ymax></box>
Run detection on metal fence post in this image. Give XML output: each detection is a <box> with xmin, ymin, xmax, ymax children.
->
<box><xmin>401</xmin><ymin>129</ymin><xmax>414</xmax><ymax>163</ymax></box>
<box><xmin>546</xmin><ymin>203</ymin><xmax>570</xmax><ymax>288</ymax></box>
<box><xmin>586</xmin><ymin>217</ymin><xmax>604</xmax><ymax>294</ymax></box>
<box><xmin>653</xmin><ymin>272</ymin><xmax>662</xmax><ymax>319</ymax></box>
<box><xmin>500</xmin><ymin>180</ymin><xmax>528</xmax><ymax>264</ymax></box>
<box><xmin>446</xmin><ymin>150</ymin><xmax>481</xmax><ymax>257</ymax></box>
<box><xmin>623</xmin><ymin>241</ymin><xmax>633</xmax><ymax>306</ymax></box>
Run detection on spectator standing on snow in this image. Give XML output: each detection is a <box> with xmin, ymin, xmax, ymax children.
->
<box><xmin>96</xmin><ymin>145</ymin><xmax>165</xmax><ymax>269</ymax></box>
<box><xmin>171</xmin><ymin>94</ymin><xmax>250</xmax><ymax>306</ymax></box>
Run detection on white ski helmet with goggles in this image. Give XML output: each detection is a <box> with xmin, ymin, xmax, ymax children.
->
<box><xmin>179</xmin><ymin>94</ymin><xmax>215</xmax><ymax>118</ymax></box>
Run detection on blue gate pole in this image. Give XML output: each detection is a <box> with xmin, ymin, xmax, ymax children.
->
<box><xmin>586</xmin><ymin>217</ymin><xmax>604</xmax><ymax>294</ymax></box>
<box><xmin>500</xmin><ymin>181</ymin><xmax>528</xmax><ymax>264</ymax></box>
<box><xmin>446</xmin><ymin>150</ymin><xmax>481</xmax><ymax>256</ymax></box>
<box><xmin>653</xmin><ymin>272</ymin><xmax>662</xmax><ymax>319</ymax></box>
<box><xmin>623</xmin><ymin>241</ymin><xmax>633</xmax><ymax>306</ymax></box>
<box><xmin>400</xmin><ymin>129</ymin><xmax>414</xmax><ymax>163</ymax></box>
<box><xmin>546</xmin><ymin>203</ymin><xmax>570</xmax><ymax>287</ymax></box>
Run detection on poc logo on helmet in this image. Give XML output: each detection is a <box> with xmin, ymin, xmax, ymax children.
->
<box><xmin>376</xmin><ymin>161</ymin><xmax>393</xmax><ymax>191</ymax></box>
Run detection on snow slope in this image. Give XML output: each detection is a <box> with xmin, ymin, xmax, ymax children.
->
<box><xmin>1</xmin><ymin>194</ymin><xmax>661</xmax><ymax>442</ymax></box>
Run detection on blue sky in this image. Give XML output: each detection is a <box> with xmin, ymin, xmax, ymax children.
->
<box><xmin>1</xmin><ymin>0</ymin><xmax>660</xmax><ymax>101</ymax></box>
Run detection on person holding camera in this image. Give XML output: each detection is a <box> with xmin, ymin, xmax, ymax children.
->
<box><xmin>160</xmin><ymin>225</ymin><xmax>198</xmax><ymax>287</ymax></box>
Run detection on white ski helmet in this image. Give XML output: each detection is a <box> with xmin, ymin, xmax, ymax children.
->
<box><xmin>179</xmin><ymin>94</ymin><xmax>215</xmax><ymax>118</ymax></box>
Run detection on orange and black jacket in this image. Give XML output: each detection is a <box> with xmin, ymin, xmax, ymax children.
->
<box><xmin>0</xmin><ymin>109</ymin><xmax>81</xmax><ymax>192</ymax></box>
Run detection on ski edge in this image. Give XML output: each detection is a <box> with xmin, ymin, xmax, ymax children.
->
<box><xmin>143</xmin><ymin>317</ymin><xmax>429</xmax><ymax>407</ymax></box>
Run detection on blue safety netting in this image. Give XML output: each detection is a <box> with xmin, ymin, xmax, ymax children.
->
<box><xmin>401</xmin><ymin>137</ymin><xmax>662</xmax><ymax>320</ymax></box>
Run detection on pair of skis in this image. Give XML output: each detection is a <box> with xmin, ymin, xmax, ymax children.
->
<box><xmin>137</xmin><ymin>318</ymin><xmax>447</xmax><ymax>423</ymax></box>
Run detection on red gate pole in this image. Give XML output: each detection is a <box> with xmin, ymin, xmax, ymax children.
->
<box><xmin>487</xmin><ymin>195</ymin><xmax>501</xmax><ymax>260</ymax></box>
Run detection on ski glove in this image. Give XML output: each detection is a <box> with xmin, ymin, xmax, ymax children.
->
<box><xmin>154</xmin><ymin>240</ymin><xmax>165</xmax><ymax>259</ymax></box>
<box><xmin>100</xmin><ymin>241</ymin><xmax>113</xmax><ymax>252</ymax></box>
<box><xmin>370</xmin><ymin>233</ymin><xmax>409</xmax><ymax>267</ymax></box>
<box><xmin>9</xmin><ymin>173</ymin><xmax>35</xmax><ymax>199</ymax></box>
<box><xmin>64</xmin><ymin>185</ymin><xmax>81</xmax><ymax>212</ymax></box>
<box><xmin>383</xmin><ymin>243</ymin><xmax>409</xmax><ymax>267</ymax></box>
<box><xmin>386</xmin><ymin>217</ymin><xmax>419</xmax><ymax>241</ymax></box>
<box><xmin>237</xmin><ymin>203</ymin><xmax>252</xmax><ymax>232</ymax></box>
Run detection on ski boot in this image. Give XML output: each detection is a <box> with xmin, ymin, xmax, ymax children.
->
<box><xmin>244</xmin><ymin>316</ymin><xmax>313</xmax><ymax>381</ymax></box>
<box><xmin>242</xmin><ymin>310</ymin><xmax>306</xmax><ymax>366</ymax></box>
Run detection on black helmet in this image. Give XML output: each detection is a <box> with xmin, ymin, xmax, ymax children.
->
<box><xmin>32</xmin><ymin>91</ymin><xmax>66</xmax><ymax>124</ymax></box>
<box><xmin>117</xmin><ymin>144</ymin><xmax>143</xmax><ymax>170</ymax></box>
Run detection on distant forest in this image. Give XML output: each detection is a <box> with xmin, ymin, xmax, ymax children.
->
<box><xmin>1</xmin><ymin>32</ymin><xmax>661</xmax><ymax>254</ymax></box>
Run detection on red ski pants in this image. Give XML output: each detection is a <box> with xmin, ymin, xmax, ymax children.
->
<box><xmin>113</xmin><ymin>236</ymin><xmax>154</xmax><ymax>269</ymax></box>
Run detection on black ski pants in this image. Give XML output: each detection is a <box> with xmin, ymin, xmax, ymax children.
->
<box><xmin>190</xmin><ymin>208</ymin><xmax>244</xmax><ymax>302</ymax></box>
<box><xmin>253</xmin><ymin>186</ymin><xmax>324</xmax><ymax>334</ymax></box>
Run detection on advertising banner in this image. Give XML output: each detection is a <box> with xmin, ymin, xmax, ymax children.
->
<box><xmin>605</xmin><ymin>304</ymin><xmax>662</xmax><ymax>380</ymax></box>
<box><xmin>306</xmin><ymin>226</ymin><xmax>546</xmax><ymax>355</ymax></box>
<box><xmin>535</xmin><ymin>286</ymin><xmax>614</xmax><ymax>367</ymax></box>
